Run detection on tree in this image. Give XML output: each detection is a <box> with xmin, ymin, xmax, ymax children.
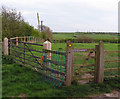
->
<box><xmin>41</xmin><ymin>25</ymin><xmax>52</xmax><ymax>41</ymax></box>
<box><xmin>2</xmin><ymin>6</ymin><xmax>24</xmax><ymax>39</ymax></box>
<box><xmin>2</xmin><ymin>6</ymin><xmax>40</xmax><ymax>39</ymax></box>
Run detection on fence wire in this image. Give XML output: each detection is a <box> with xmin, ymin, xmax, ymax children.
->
<box><xmin>42</xmin><ymin>49</ymin><xmax>66</xmax><ymax>87</ymax></box>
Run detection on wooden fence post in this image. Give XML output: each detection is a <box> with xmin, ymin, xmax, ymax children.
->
<box><xmin>3</xmin><ymin>37</ymin><xmax>8</xmax><ymax>55</ymax></box>
<box><xmin>29</xmin><ymin>36</ymin><xmax>30</xmax><ymax>43</ymax></box>
<box><xmin>65</xmin><ymin>41</ymin><xmax>73</xmax><ymax>86</ymax></box>
<box><xmin>16</xmin><ymin>37</ymin><xmax>18</xmax><ymax>46</ymax></box>
<box><xmin>43</xmin><ymin>41</ymin><xmax>51</xmax><ymax>74</ymax></box>
<box><xmin>95</xmin><ymin>41</ymin><xmax>105</xmax><ymax>83</ymax></box>
<box><xmin>43</xmin><ymin>41</ymin><xmax>51</xmax><ymax>60</ymax></box>
<box><xmin>24</xmin><ymin>36</ymin><xmax>26</xmax><ymax>42</ymax></box>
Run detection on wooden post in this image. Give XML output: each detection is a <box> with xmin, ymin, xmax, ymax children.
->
<box><xmin>43</xmin><ymin>41</ymin><xmax>51</xmax><ymax>60</ymax></box>
<box><xmin>95</xmin><ymin>41</ymin><xmax>105</xmax><ymax>83</ymax></box>
<box><xmin>95</xmin><ymin>45</ymin><xmax>99</xmax><ymax>82</ymax></box>
<box><xmin>16</xmin><ymin>37</ymin><xmax>18</xmax><ymax>46</ymax></box>
<box><xmin>29</xmin><ymin>36</ymin><xmax>30</xmax><ymax>43</ymax></box>
<box><xmin>43</xmin><ymin>41</ymin><xmax>52</xmax><ymax>74</ymax></box>
<box><xmin>65</xmin><ymin>41</ymin><xmax>73</xmax><ymax>86</ymax></box>
<box><xmin>3</xmin><ymin>37</ymin><xmax>8</xmax><ymax>55</ymax></box>
<box><xmin>24</xmin><ymin>36</ymin><xmax>26</xmax><ymax>42</ymax></box>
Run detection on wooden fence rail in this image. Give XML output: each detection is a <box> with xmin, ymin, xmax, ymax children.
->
<box><xmin>2</xmin><ymin>36</ymin><xmax>43</xmax><ymax>55</ymax></box>
<box><xmin>2</xmin><ymin>37</ymin><xmax>119</xmax><ymax>86</ymax></box>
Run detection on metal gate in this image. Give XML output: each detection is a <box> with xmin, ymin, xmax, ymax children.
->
<box><xmin>9</xmin><ymin>39</ymin><xmax>66</xmax><ymax>87</ymax></box>
<box><xmin>42</xmin><ymin>49</ymin><xmax>66</xmax><ymax>87</ymax></box>
<box><xmin>9</xmin><ymin>39</ymin><xmax>44</xmax><ymax>72</ymax></box>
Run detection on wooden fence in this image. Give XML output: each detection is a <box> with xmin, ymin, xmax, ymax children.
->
<box><xmin>65</xmin><ymin>41</ymin><xmax>120</xmax><ymax>85</ymax></box>
<box><xmin>10</xmin><ymin>36</ymin><xmax>43</xmax><ymax>44</ymax></box>
<box><xmin>2</xmin><ymin>37</ymin><xmax>120</xmax><ymax>86</ymax></box>
<box><xmin>2</xmin><ymin>36</ymin><xmax>44</xmax><ymax>55</ymax></box>
<box><xmin>104</xmin><ymin>50</ymin><xmax>120</xmax><ymax>78</ymax></box>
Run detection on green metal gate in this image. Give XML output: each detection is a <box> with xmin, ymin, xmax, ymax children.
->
<box><xmin>42</xmin><ymin>49</ymin><xmax>66</xmax><ymax>87</ymax></box>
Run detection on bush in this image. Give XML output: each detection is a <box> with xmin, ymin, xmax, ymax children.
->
<box><xmin>40</xmin><ymin>31</ymin><xmax>48</xmax><ymax>40</ymax></box>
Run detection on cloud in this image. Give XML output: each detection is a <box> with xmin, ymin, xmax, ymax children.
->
<box><xmin>0</xmin><ymin>0</ymin><xmax>118</xmax><ymax>32</ymax></box>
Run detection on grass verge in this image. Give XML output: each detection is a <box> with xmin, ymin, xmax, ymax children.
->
<box><xmin>2</xmin><ymin>55</ymin><xmax>120</xmax><ymax>98</ymax></box>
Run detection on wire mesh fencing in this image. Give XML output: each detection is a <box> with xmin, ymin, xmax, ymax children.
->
<box><xmin>42</xmin><ymin>49</ymin><xmax>66</xmax><ymax>87</ymax></box>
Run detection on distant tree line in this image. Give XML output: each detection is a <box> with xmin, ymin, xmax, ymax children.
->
<box><xmin>2</xmin><ymin>6</ymin><xmax>52</xmax><ymax>40</ymax></box>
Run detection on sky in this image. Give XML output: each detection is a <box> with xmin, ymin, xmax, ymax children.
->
<box><xmin>0</xmin><ymin>0</ymin><xmax>119</xmax><ymax>32</ymax></box>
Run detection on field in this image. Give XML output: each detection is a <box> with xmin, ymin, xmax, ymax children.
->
<box><xmin>52</xmin><ymin>33</ymin><xmax>119</xmax><ymax>43</ymax></box>
<box><xmin>2</xmin><ymin>33</ymin><xmax>120</xmax><ymax>98</ymax></box>
<box><xmin>52</xmin><ymin>32</ymin><xmax>119</xmax><ymax>40</ymax></box>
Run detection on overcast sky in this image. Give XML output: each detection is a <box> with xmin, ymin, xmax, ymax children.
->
<box><xmin>0</xmin><ymin>0</ymin><xmax>119</xmax><ymax>32</ymax></box>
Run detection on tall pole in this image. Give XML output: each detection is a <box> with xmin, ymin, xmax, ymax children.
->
<box><xmin>37</xmin><ymin>12</ymin><xmax>40</xmax><ymax>32</ymax></box>
<box><xmin>41</xmin><ymin>21</ymin><xmax>43</xmax><ymax>32</ymax></box>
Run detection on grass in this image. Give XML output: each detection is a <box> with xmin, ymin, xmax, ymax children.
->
<box><xmin>52</xmin><ymin>43</ymin><xmax>118</xmax><ymax>51</ymax></box>
<box><xmin>52</xmin><ymin>33</ymin><xmax>119</xmax><ymax>40</ymax></box>
<box><xmin>52</xmin><ymin>33</ymin><xmax>74</xmax><ymax>40</ymax></box>
<box><xmin>2</xmin><ymin>59</ymin><xmax>120</xmax><ymax>98</ymax></box>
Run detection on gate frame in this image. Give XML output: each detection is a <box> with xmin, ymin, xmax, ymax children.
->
<box><xmin>65</xmin><ymin>40</ymin><xmax>105</xmax><ymax>85</ymax></box>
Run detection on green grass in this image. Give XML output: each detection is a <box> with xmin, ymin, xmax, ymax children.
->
<box><xmin>2</xmin><ymin>61</ymin><xmax>120</xmax><ymax>98</ymax></box>
<box><xmin>53</xmin><ymin>33</ymin><xmax>74</xmax><ymax>40</ymax></box>
<box><xmin>52</xmin><ymin>33</ymin><xmax>119</xmax><ymax>40</ymax></box>
<box><xmin>52</xmin><ymin>43</ymin><xmax>118</xmax><ymax>51</ymax></box>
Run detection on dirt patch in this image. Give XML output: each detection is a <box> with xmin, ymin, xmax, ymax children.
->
<box><xmin>91</xmin><ymin>90</ymin><xmax>120</xmax><ymax>98</ymax></box>
<box><xmin>78</xmin><ymin>73</ymin><xmax>93</xmax><ymax>84</ymax></box>
<box><xmin>78</xmin><ymin>73</ymin><xmax>120</xmax><ymax>98</ymax></box>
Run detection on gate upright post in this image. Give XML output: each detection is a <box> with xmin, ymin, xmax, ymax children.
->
<box><xmin>29</xmin><ymin>36</ymin><xmax>30</xmax><ymax>43</ymax></box>
<box><xmin>95</xmin><ymin>41</ymin><xmax>105</xmax><ymax>83</ymax></box>
<box><xmin>16</xmin><ymin>37</ymin><xmax>18</xmax><ymax>46</ymax></box>
<box><xmin>43</xmin><ymin>41</ymin><xmax>51</xmax><ymax>74</ymax></box>
<box><xmin>65</xmin><ymin>41</ymin><xmax>73</xmax><ymax>86</ymax></box>
<box><xmin>8</xmin><ymin>39</ymin><xmax>10</xmax><ymax>55</ymax></box>
<box><xmin>24</xmin><ymin>36</ymin><xmax>26</xmax><ymax>42</ymax></box>
<box><xmin>3</xmin><ymin>38</ymin><xmax>8</xmax><ymax>55</ymax></box>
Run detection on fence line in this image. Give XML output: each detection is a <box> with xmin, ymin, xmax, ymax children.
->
<box><xmin>2</xmin><ymin>36</ymin><xmax>43</xmax><ymax>55</ymax></box>
<box><xmin>3</xmin><ymin>36</ymin><xmax>119</xmax><ymax>86</ymax></box>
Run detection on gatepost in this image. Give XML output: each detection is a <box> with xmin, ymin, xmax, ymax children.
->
<box><xmin>43</xmin><ymin>41</ymin><xmax>51</xmax><ymax>75</ymax></box>
<box><xmin>65</xmin><ymin>41</ymin><xmax>73</xmax><ymax>86</ymax></box>
<box><xmin>3</xmin><ymin>38</ymin><xmax>8</xmax><ymax>55</ymax></box>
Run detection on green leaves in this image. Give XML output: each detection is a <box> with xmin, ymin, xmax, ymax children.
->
<box><xmin>2</xmin><ymin>6</ymin><xmax>40</xmax><ymax>39</ymax></box>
